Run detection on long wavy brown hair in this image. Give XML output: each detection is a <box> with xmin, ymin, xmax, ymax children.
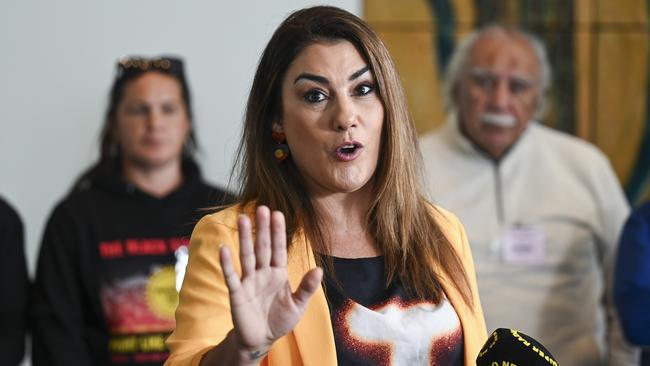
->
<box><xmin>234</xmin><ymin>6</ymin><xmax>472</xmax><ymax>307</ymax></box>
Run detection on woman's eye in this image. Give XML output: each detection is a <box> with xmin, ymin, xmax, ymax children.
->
<box><xmin>303</xmin><ymin>90</ymin><xmax>327</xmax><ymax>104</ymax></box>
<box><xmin>162</xmin><ymin>103</ymin><xmax>180</xmax><ymax>115</ymax></box>
<box><xmin>125</xmin><ymin>105</ymin><xmax>148</xmax><ymax>115</ymax></box>
<box><xmin>355</xmin><ymin>83</ymin><xmax>374</xmax><ymax>96</ymax></box>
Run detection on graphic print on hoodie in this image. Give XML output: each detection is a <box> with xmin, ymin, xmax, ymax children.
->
<box><xmin>99</xmin><ymin>236</ymin><xmax>190</xmax><ymax>364</ymax></box>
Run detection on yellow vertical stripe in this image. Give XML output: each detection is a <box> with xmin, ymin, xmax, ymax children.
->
<box><xmin>575</xmin><ymin>0</ymin><xmax>596</xmax><ymax>141</ymax></box>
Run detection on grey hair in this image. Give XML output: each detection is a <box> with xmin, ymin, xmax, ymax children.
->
<box><xmin>443</xmin><ymin>24</ymin><xmax>552</xmax><ymax>120</ymax></box>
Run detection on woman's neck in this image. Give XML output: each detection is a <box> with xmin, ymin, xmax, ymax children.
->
<box><xmin>122</xmin><ymin>159</ymin><xmax>184</xmax><ymax>198</ymax></box>
<box><xmin>311</xmin><ymin>188</ymin><xmax>380</xmax><ymax>258</ymax></box>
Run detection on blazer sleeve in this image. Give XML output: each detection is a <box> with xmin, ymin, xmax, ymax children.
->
<box><xmin>165</xmin><ymin>213</ymin><xmax>243</xmax><ymax>366</ymax></box>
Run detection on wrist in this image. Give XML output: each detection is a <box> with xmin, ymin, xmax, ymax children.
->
<box><xmin>228</xmin><ymin>330</ymin><xmax>271</xmax><ymax>365</ymax></box>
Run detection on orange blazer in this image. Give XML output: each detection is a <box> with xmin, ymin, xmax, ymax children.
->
<box><xmin>165</xmin><ymin>204</ymin><xmax>487</xmax><ymax>366</ymax></box>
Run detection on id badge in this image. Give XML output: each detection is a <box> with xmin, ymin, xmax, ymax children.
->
<box><xmin>501</xmin><ymin>225</ymin><xmax>546</xmax><ymax>264</ymax></box>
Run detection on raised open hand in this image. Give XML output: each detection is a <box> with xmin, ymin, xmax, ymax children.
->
<box><xmin>218</xmin><ymin>206</ymin><xmax>323</xmax><ymax>359</ymax></box>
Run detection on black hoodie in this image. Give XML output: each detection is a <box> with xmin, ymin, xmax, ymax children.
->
<box><xmin>32</xmin><ymin>162</ymin><xmax>232</xmax><ymax>366</ymax></box>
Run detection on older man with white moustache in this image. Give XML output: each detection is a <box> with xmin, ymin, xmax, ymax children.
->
<box><xmin>420</xmin><ymin>25</ymin><xmax>640</xmax><ymax>365</ymax></box>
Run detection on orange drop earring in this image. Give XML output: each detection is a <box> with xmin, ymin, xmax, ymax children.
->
<box><xmin>271</xmin><ymin>131</ymin><xmax>289</xmax><ymax>162</ymax></box>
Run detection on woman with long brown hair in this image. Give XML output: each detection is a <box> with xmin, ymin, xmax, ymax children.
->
<box><xmin>32</xmin><ymin>56</ymin><xmax>232</xmax><ymax>365</ymax></box>
<box><xmin>166</xmin><ymin>6</ymin><xmax>486</xmax><ymax>366</ymax></box>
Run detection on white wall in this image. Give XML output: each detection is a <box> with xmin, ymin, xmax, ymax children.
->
<box><xmin>0</xmin><ymin>0</ymin><xmax>362</xmax><ymax>280</ymax></box>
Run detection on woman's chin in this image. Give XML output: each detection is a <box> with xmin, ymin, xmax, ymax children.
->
<box><xmin>124</xmin><ymin>154</ymin><xmax>180</xmax><ymax>171</ymax></box>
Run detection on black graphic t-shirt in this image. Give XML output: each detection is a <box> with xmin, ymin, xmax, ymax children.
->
<box><xmin>323</xmin><ymin>256</ymin><xmax>464</xmax><ymax>366</ymax></box>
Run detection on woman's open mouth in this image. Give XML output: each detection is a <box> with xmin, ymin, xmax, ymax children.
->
<box><xmin>335</xmin><ymin>141</ymin><xmax>364</xmax><ymax>161</ymax></box>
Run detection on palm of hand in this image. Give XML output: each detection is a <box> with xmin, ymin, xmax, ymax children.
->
<box><xmin>219</xmin><ymin>206</ymin><xmax>323</xmax><ymax>354</ymax></box>
<box><xmin>230</xmin><ymin>266</ymin><xmax>301</xmax><ymax>347</ymax></box>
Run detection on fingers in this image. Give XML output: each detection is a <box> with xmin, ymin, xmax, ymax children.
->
<box><xmin>237</xmin><ymin>215</ymin><xmax>255</xmax><ymax>278</ymax></box>
<box><xmin>270</xmin><ymin>210</ymin><xmax>287</xmax><ymax>267</ymax></box>
<box><xmin>238</xmin><ymin>206</ymin><xmax>284</xmax><ymax>275</ymax></box>
<box><xmin>219</xmin><ymin>244</ymin><xmax>241</xmax><ymax>292</ymax></box>
<box><xmin>292</xmin><ymin>267</ymin><xmax>323</xmax><ymax>310</ymax></box>
<box><xmin>255</xmin><ymin>206</ymin><xmax>272</xmax><ymax>269</ymax></box>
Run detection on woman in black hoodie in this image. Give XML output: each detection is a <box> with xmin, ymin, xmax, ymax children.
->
<box><xmin>32</xmin><ymin>56</ymin><xmax>232</xmax><ymax>366</ymax></box>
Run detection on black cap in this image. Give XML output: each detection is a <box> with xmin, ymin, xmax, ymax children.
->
<box><xmin>476</xmin><ymin>328</ymin><xmax>559</xmax><ymax>366</ymax></box>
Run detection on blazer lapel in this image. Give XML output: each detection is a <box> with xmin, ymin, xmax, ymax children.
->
<box><xmin>286</xmin><ymin>239</ymin><xmax>338</xmax><ymax>366</ymax></box>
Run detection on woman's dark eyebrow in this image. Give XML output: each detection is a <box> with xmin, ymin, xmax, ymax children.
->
<box><xmin>349</xmin><ymin>66</ymin><xmax>369</xmax><ymax>81</ymax></box>
<box><xmin>294</xmin><ymin>73</ymin><xmax>328</xmax><ymax>85</ymax></box>
<box><xmin>294</xmin><ymin>66</ymin><xmax>370</xmax><ymax>85</ymax></box>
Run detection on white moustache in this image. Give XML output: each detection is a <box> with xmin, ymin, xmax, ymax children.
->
<box><xmin>481</xmin><ymin>113</ymin><xmax>516</xmax><ymax>128</ymax></box>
